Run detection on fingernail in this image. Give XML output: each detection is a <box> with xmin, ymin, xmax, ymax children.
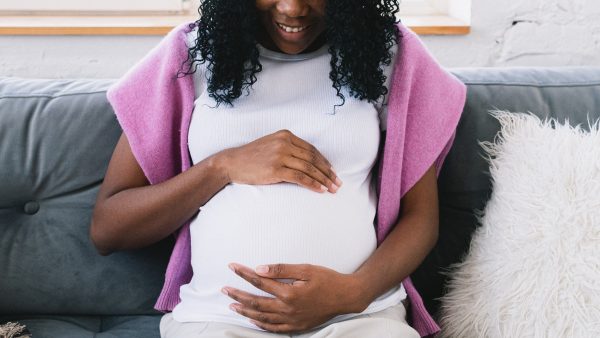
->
<box><xmin>330</xmin><ymin>183</ymin><xmax>339</xmax><ymax>192</ymax></box>
<box><xmin>221</xmin><ymin>287</ymin><xmax>229</xmax><ymax>295</ymax></box>
<box><xmin>229</xmin><ymin>304</ymin><xmax>238</xmax><ymax>312</ymax></box>
<box><xmin>228</xmin><ymin>263</ymin><xmax>235</xmax><ymax>272</ymax></box>
<box><xmin>256</xmin><ymin>265</ymin><xmax>269</xmax><ymax>273</ymax></box>
<box><xmin>320</xmin><ymin>185</ymin><xmax>327</xmax><ymax>192</ymax></box>
<box><xmin>335</xmin><ymin>177</ymin><xmax>343</xmax><ymax>187</ymax></box>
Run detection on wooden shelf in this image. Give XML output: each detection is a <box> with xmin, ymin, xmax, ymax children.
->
<box><xmin>403</xmin><ymin>15</ymin><xmax>470</xmax><ymax>35</ymax></box>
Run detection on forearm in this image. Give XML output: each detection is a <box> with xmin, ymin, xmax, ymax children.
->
<box><xmin>350</xmin><ymin>211</ymin><xmax>438</xmax><ymax>311</ymax></box>
<box><xmin>91</xmin><ymin>152</ymin><xmax>230</xmax><ymax>254</ymax></box>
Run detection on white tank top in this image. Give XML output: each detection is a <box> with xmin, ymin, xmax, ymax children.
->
<box><xmin>172</xmin><ymin>29</ymin><xmax>406</xmax><ymax>331</ymax></box>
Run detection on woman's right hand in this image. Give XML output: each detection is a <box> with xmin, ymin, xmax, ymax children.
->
<box><xmin>219</xmin><ymin>129</ymin><xmax>342</xmax><ymax>193</ymax></box>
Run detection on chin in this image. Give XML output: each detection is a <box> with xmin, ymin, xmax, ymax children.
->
<box><xmin>279</xmin><ymin>47</ymin><xmax>306</xmax><ymax>55</ymax></box>
<box><xmin>274</xmin><ymin>42</ymin><xmax>313</xmax><ymax>55</ymax></box>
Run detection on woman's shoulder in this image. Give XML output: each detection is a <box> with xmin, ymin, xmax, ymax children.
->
<box><xmin>185</xmin><ymin>24</ymin><xmax>199</xmax><ymax>49</ymax></box>
<box><xmin>395</xmin><ymin>21</ymin><xmax>418</xmax><ymax>42</ymax></box>
<box><xmin>393</xmin><ymin>20</ymin><xmax>443</xmax><ymax>69</ymax></box>
<box><xmin>156</xmin><ymin>20</ymin><xmax>199</xmax><ymax>51</ymax></box>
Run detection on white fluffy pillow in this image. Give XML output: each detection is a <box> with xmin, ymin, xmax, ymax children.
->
<box><xmin>438</xmin><ymin>110</ymin><xmax>600</xmax><ymax>338</ymax></box>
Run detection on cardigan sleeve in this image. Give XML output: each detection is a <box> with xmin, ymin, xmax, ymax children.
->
<box><xmin>106</xmin><ymin>22</ymin><xmax>196</xmax><ymax>185</ymax></box>
<box><xmin>394</xmin><ymin>26</ymin><xmax>467</xmax><ymax>199</ymax></box>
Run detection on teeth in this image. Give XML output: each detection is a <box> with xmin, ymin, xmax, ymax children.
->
<box><xmin>277</xmin><ymin>23</ymin><xmax>308</xmax><ymax>33</ymax></box>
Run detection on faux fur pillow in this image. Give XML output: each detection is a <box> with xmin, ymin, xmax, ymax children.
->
<box><xmin>438</xmin><ymin>110</ymin><xmax>600</xmax><ymax>337</ymax></box>
<box><xmin>0</xmin><ymin>322</ymin><xmax>31</xmax><ymax>338</ymax></box>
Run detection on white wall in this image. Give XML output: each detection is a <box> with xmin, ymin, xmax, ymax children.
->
<box><xmin>425</xmin><ymin>0</ymin><xmax>600</xmax><ymax>67</ymax></box>
<box><xmin>1</xmin><ymin>0</ymin><xmax>600</xmax><ymax>79</ymax></box>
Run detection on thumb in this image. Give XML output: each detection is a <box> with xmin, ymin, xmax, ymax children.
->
<box><xmin>255</xmin><ymin>263</ymin><xmax>310</xmax><ymax>280</ymax></box>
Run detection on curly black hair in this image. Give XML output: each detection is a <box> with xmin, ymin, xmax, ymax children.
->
<box><xmin>177</xmin><ymin>0</ymin><xmax>401</xmax><ymax>111</ymax></box>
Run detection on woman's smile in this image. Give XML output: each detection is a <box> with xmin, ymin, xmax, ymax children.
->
<box><xmin>273</xmin><ymin>19</ymin><xmax>313</xmax><ymax>43</ymax></box>
<box><xmin>276</xmin><ymin>22</ymin><xmax>310</xmax><ymax>33</ymax></box>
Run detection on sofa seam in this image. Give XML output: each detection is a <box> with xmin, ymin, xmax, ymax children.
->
<box><xmin>0</xmin><ymin>90</ymin><xmax>108</xmax><ymax>100</ymax></box>
<box><xmin>458</xmin><ymin>81</ymin><xmax>600</xmax><ymax>88</ymax></box>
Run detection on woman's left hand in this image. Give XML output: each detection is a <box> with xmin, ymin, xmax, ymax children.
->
<box><xmin>223</xmin><ymin>262</ymin><xmax>368</xmax><ymax>334</ymax></box>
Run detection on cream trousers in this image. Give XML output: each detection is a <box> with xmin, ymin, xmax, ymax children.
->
<box><xmin>160</xmin><ymin>302</ymin><xmax>420</xmax><ymax>338</ymax></box>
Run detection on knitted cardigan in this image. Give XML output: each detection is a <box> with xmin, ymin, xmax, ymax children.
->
<box><xmin>106</xmin><ymin>21</ymin><xmax>466</xmax><ymax>337</ymax></box>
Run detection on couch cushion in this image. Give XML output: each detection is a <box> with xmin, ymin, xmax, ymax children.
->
<box><xmin>0</xmin><ymin>78</ymin><xmax>173</xmax><ymax>315</ymax></box>
<box><xmin>410</xmin><ymin>67</ymin><xmax>600</xmax><ymax>319</ymax></box>
<box><xmin>0</xmin><ymin>315</ymin><xmax>160</xmax><ymax>338</ymax></box>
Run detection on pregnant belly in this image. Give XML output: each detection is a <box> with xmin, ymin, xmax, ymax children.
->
<box><xmin>188</xmin><ymin>181</ymin><xmax>377</xmax><ymax>298</ymax></box>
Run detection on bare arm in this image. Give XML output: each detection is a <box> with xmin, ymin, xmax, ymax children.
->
<box><xmin>352</xmin><ymin>163</ymin><xmax>439</xmax><ymax>310</ymax></box>
<box><xmin>90</xmin><ymin>133</ymin><xmax>230</xmax><ymax>255</ymax></box>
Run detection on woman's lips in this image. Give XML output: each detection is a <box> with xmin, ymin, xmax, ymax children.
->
<box><xmin>273</xmin><ymin>20</ymin><xmax>312</xmax><ymax>42</ymax></box>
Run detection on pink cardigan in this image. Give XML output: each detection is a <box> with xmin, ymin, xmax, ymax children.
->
<box><xmin>107</xmin><ymin>21</ymin><xmax>466</xmax><ymax>337</ymax></box>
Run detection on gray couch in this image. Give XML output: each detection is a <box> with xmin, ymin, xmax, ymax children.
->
<box><xmin>1</xmin><ymin>67</ymin><xmax>599</xmax><ymax>337</ymax></box>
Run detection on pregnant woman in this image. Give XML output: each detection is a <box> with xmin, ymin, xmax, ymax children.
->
<box><xmin>90</xmin><ymin>0</ymin><xmax>466</xmax><ymax>337</ymax></box>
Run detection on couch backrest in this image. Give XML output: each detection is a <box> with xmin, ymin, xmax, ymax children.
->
<box><xmin>412</xmin><ymin>67</ymin><xmax>600</xmax><ymax>318</ymax></box>
<box><xmin>0</xmin><ymin>78</ymin><xmax>173</xmax><ymax>316</ymax></box>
